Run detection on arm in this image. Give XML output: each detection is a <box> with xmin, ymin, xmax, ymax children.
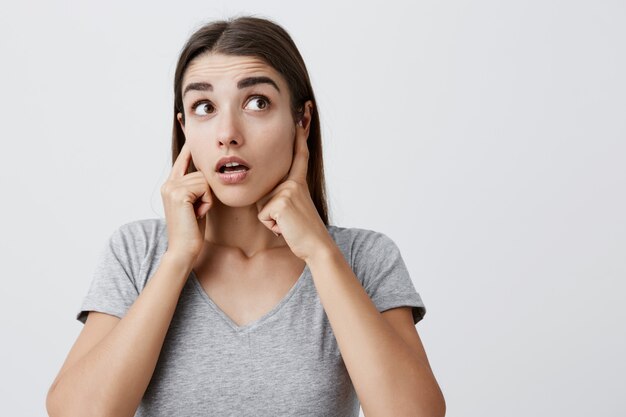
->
<box><xmin>305</xmin><ymin>246</ymin><xmax>445</xmax><ymax>417</ymax></box>
<box><xmin>47</xmin><ymin>252</ymin><xmax>193</xmax><ymax>417</ymax></box>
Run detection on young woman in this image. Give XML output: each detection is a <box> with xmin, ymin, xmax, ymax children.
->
<box><xmin>47</xmin><ymin>16</ymin><xmax>445</xmax><ymax>417</ymax></box>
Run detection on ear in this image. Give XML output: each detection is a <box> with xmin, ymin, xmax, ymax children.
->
<box><xmin>298</xmin><ymin>100</ymin><xmax>314</xmax><ymax>139</ymax></box>
<box><xmin>177</xmin><ymin>112</ymin><xmax>185</xmax><ymax>132</ymax></box>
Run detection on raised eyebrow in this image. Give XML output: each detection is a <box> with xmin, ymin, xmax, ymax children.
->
<box><xmin>182</xmin><ymin>76</ymin><xmax>281</xmax><ymax>98</ymax></box>
<box><xmin>237</xmin><ymin>76</ymin><xmax>280</xmax><ymax>92</ymax></box>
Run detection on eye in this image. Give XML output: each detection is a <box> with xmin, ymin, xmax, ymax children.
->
<box><xmin>191</xmin><ymin>100</ymin><xmax>216</xmax><ymax>116</ymax></box>
<box><xmin>245</xmin><ymin>95</ymin><xmax>271</xmax><ymax>111</ymax></box>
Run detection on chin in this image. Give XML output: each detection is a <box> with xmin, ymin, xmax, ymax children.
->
<box><xmin>212</xmin><ymin>189</ymin><xmax>260</xmax><ymax>208</ymax></box>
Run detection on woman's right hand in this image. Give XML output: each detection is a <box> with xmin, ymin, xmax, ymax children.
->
<box><xmin>160</xmin><ymin>142</ymin><xmax>213</xmax><ymax>264</ymax></box>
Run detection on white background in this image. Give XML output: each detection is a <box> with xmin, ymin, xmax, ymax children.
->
<box><xmin>1</xmin><ymin>0</ymin><xmax>624</xmax><ymax>416</ymax></box>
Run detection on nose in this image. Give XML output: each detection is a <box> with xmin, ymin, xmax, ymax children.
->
<box><xmin>215</xmin><ymin>106</ymin><xmax>244</xmax><ymax>149</ymax></box>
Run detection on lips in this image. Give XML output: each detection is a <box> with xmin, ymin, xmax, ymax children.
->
<box><xmin>214</xmin><ymin>155</ymin><xmax>251</xmax><ymax>172</ymax></box>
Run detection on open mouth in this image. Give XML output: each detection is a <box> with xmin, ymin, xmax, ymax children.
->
<box><xmin>219</xmin><ymin>163</ymin><xmax>249</xmax><ymax>174</ymax></box>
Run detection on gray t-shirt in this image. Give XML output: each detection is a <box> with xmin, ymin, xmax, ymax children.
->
<box><xmin>76</xmin><ymin>217</ymin><xmax>426</xmax><ymax>417</ymax></box>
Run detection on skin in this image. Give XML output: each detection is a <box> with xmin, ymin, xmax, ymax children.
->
<box><xmin>45</xmin><ymin>55</ymin><xmax>443</xmax><ymax>417</ymax></box>
<box><xmin>176</xmin><ymin>52</ymin><xmax>313</xmax><ymax>262</ymax></box>
<box><xmin>175</xmin><ymin>55</ymin><xmax>446</xmax><ymax>415</ymax></box>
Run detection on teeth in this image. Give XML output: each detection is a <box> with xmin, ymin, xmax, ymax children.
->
<box><xmin>220</xmin><ymin>160</ymin><xmax>249</xmax><ymax>173</ymax></box>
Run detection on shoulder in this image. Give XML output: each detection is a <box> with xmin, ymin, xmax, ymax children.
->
<box><xmin>326</xmin><ymin>223</ymin><xmax>386</xmax><ymax>239</ymax></box>
<box><xmin>114</xmin><ymin>217</ymin><xmax>167</xmax><ymax>244</ymax></box>
<box><xmin>106</xmin><ymin>217</ymin><xmax>168</xmax><ymax>268</ymax></box>
<box><xmin>325</xmin><ymin>224</ymin><xmax>399</xmax><ymax>264</ymax></box>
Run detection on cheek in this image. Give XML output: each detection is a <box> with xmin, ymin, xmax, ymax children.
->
<box><xmin>184</xmin><ymin>122</ymin><xmax>208</xmax><ymax>143</ymax></box>
<box><xmin>255</xmin><ymin>139</ymin><xmax>293</xmax><ymax>186</ymax></box>
<box><xmin>268</xmin><ymin>129</ymin><xmax>295</xmax><ymax>164</ymax></box>
<box><xmin>187</xmin><ymin>143</ymin><xmax>206</xmax><ymax>171</ymax></box>
<box><xmin>182</xmin><ymin>123</ymin><xmax>215</xmax><ymax>172</ymax></box>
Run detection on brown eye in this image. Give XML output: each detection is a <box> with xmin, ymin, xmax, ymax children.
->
<box><xmin>192</xmin><ymin>101</ymin><xmax>215</xmax><ymax>116</ymax></box>
<box><xmin>245</xmin><ymin>96</ymin><xmax>271</xmax><ymax>111</ymax></box>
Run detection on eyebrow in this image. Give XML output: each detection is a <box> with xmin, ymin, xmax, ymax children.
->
<box><xmin>182</xmin><ymin>76</ymin><xmax>281</xmax><ymax>98</ymax></box>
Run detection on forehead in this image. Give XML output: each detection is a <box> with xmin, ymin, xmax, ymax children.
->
<box><xmin>182</xmin><ymin>53</ymin><xmax>286</xmax><ymax>91</ymax></box>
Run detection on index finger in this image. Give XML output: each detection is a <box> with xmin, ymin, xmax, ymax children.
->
<box><xmin>286</xmin><ymin>129</ymin><xmax>309</xmax><ymax>183</ymax></box>
<box><xmin>169</xmin><ymin>142</ymin><xmax>192</xmax><ymax>180</ymax></box>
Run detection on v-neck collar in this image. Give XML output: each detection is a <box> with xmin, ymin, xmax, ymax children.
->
<box><xmin>190</xmin><ymin>264</ymin><xmax>309</xmax><ymax>333</ymax></box>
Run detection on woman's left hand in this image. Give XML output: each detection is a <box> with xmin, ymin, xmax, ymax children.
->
<box><xmin>256</xmin><ymin>123</ymin><xmax>334</xmax><ymax>262</ymax></box>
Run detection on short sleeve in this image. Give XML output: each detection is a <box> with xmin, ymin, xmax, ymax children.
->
<box><xmin>352</xmin><ymin>230</ymin><xmax>426</xmax><ymax>324</ymax></box>
<box><xmin>75</xmin><ymin>226</ymin><xmax>141</xmax><ymax>324</ymax></box>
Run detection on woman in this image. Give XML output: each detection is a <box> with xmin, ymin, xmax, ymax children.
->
<box><xmin>47</xmin><ymin>16</ymin><xmax>445</xmax><ymax>417</ymax></box>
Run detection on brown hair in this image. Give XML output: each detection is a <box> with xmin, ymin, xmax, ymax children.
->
<box><xmin>171</xmin><ymin>15</ymin><xmax>330</xmax><ymax>225</ymax></box>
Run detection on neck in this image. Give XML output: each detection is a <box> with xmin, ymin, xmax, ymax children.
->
<box><xmin>202</xmin><ymin>198</ymin><xmax>286</xmax><ymax>259</ymax></box>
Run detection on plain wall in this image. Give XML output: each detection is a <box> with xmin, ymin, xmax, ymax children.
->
<box><xmin>0</xmin><ymin>0</ymin><xmax>624</xmax><ymax>416</ymax></box>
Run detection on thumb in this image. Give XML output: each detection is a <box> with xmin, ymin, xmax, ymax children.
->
<box><xmin>197</xmin><ymin>187</ymin><xmax>214</xmax><ymax>218</ymax></box>
<box><xmin>197</xmin><ymin>210</ymin><xmax>207</xmax><ymax>236</ymax></box>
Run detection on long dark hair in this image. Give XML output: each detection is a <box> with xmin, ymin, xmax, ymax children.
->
<box><xmin>171</xmin><ymin>16</ymin><xmax>330</xmax><ymax>225</ymax></box>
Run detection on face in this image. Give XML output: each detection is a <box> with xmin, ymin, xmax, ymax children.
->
<box><xmin>177</xmin><ymin>53</ymin><xmax>306</xmax><ymax>207</ymax></box>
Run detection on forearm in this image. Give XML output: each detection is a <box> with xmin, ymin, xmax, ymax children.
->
<box><xmin>306</xmin><ymin>245</ymin><xmax>443</xmax><ymax>417</ymax></box>
<box><xmin>48</xmin><ymin>252</ymin><xmax>192</xmax><ymax>417</ymax></box>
